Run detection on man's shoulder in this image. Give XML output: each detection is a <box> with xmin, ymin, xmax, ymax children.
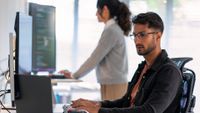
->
<box><xmin>160</xmin><ymin>59</ymin><xmax>180</xmax><ymax>71</ymax></box>
<box><xmin>158</xmin><ymin>59</ymin><xmax>182</xmax><ymax>79</ymax></box>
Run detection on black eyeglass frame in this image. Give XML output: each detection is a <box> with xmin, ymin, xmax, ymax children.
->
<box><xmin>130</xmin><ymin>31</ymin><xmax>158</xmax><ymax>40</ymax></box>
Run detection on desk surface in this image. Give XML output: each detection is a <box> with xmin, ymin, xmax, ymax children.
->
<box><xmin>51</xmin><ymin>79</ymin><xmax>82</xmax><ymax>85</ymax></box>
<box><xmin>1</xmin><ymin>104</ymin><xmax>64</xmax><ymax>113</ymax></box>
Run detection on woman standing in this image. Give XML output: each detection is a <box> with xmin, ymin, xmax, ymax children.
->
<box><xmin>61</xmin><ymin>0</ymin><xmax>131</xmax><ymax>100</ymax></box>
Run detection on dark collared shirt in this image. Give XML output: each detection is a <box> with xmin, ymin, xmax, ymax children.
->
<box><xmin>99</xmin><ymin>50</ymin><xmax>182</xmax><ymax>113</ymax></box>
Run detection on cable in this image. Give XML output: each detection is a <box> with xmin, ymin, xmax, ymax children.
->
<box><xmin>0</xmin><ymin>100</ymin><xmax>11</xmax><ymax>113</ymax></box>
<box><xmin>0</xmin><ymin>90</ymin><xmax>10</xmax><ymax>97</ymax></box>
<box><xmin>0</xmin><ymin>90</ymin><xmax>10</xmax><ymax>93</ymax></box>
<box><xmin>0</xmin><ymin>90</ymin><xmax>11</xmax><ymax>113</ymax></box>
<box><xmin>0</xmin><ymin>70</ymin><xmax>9</xmax><ymax>76</ymax></box>
<box><xmin>0</xmin><ymin>69</ymin><xmax>9</xmax><ymax>81</ymax></box>
<box><xmin>1</xmin><ymin>81</ymin><xmax>9</xmax><ymax>103</ymax></box>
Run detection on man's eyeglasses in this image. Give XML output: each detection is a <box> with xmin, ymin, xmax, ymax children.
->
<box><xmin>130</xmin><ymin>31</ymin><xmax>158</xmax><ymax>40</ymax></box>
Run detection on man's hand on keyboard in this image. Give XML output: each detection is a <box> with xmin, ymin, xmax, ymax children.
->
<box><xmin>71</xmin><ymin>98</ymin><xmax>101</xmax><ymax>113</ymax></box>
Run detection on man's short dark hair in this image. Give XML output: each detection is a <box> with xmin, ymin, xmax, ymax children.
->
<box><xmin>132</xmin><ymin>12</ymin><xmax>164</xmax><ymax>33</ymax></box>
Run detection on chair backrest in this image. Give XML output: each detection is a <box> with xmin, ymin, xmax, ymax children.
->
<box><xmin>171</xmin><ymin>57</ymin><xmax>196</xmax><ymax>113</ymax></box>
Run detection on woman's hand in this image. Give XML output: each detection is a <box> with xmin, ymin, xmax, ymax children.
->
<box><xmin>59</xmin><ymin>69</ymin><xmax>73</xmax><ymax>79</ymax></box>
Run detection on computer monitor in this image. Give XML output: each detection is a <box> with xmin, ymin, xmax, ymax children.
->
<box><xmin>15</xmin><ymin>75</ymin><xmax>53</xmax><ymax>113</ymax></box>
<box><xmin>11</xmin><ymin>5</ymin><xmax>56</xmax><ymax>106</ymax></box>
<box><xmin>11</xmin><ymin>12</ymin><xmax>32</xmax><ymax>107</ymax></box>
<box><xmin>14</xmin><ymin>12</ymin><xmax>32</xmax><ymax>75</ymax></box>
<box><xmin>29</xmin><ymin>2</ymin><xmax>56</xmax><ymax>74</ymax></box>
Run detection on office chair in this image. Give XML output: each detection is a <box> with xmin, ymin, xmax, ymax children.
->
<box><xmin>171</xmin><ymin>57</ymin><xmax>196</xmax><ymax>113</ymax></box>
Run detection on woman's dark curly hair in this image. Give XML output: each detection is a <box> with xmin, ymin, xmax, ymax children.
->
<box><xmin>97</xmin><ymin>0</ymin><xmax>132</xmax><ymax>36</ymax></box>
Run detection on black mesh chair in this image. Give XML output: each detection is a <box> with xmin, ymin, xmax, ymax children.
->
<box><xmin>171</xmin><ymin>57</ymin><xmax>196</xmax><ymax>113</ymax></box>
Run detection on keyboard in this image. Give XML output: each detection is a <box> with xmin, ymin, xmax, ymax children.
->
<box><xmin>49</xmin><ymin>74</ymin><xmax>66</xmax><ymax>79</ymax></box>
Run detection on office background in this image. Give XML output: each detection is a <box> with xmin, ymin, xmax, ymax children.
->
<box><xmin>0</xmin><ymin>0</ymin><xmax>199</xmax><ymax>112</ymax></box>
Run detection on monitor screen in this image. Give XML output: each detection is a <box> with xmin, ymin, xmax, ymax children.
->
<box><xmin>29</xmin><ymin>2</ymin><xmax>56</xmax><ymax>74</ymax></box>
<box><xmin>14</xmin><ymin>12</ymin><xmax>32</xmax><ymax>75</ymax></box>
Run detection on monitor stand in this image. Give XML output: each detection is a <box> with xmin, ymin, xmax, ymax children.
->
<box><xmin>9</xmin><ymin>33</ymin><xmax>15</xmax><ymax>107</ymax></box>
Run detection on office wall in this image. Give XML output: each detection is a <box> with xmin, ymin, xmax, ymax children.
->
<box><xmin>0</xmin><ymin>0</ymin><xmax>26</xmax><ymax>72</ymax></box>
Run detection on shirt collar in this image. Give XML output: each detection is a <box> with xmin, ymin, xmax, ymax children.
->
<box><xmin>149</xmin><ymin>50</ymin><xmax>169</xmax><ymax>71</ymax></box>
<box><xmin>138</xmin><ymin>49</ymin><xmax>169</xmax><ymax>72</ymax></box>
<box><xmin>104</xmin><ymin>18</ymin><xmax>116</xmax><ymax>29</ymax></box>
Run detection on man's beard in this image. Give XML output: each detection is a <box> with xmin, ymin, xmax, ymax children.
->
<box><xmin>136</xmin><ymin>44</ymin><xmax>156</xmax><ymax>56</ymax></box>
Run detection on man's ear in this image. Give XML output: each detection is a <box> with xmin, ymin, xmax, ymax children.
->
<box><xmin>157</xmin><ymin>32</ymin><xmax>162</xmax><ymax>40</ymax></box>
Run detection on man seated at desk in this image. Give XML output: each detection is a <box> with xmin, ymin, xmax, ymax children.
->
<box><xmin>69</xmin><ymin>12</ymin><xmax>182</xmax><ymax>113</ymax></box>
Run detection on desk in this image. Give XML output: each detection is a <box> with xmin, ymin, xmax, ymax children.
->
<box><xmin>53</xmin><ymin>104</ymin><xmax>66</xmax><ymax>113</ymax></box>
<box><xmin>1</xmin><ymin>104</ymin><xmax>64</xmax><ymax>113</ymax></box>
<box><xmin>1</xmin><ymin>108</ymin><xmax>16</xmax><ymax>113</ymax></box>
<box><xmin>51</xmin><ymin>78</ymin><xmax>82</xmax><ymax>85</ymax></box>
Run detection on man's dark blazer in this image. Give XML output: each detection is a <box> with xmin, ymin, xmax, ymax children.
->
<box><xmin>99</xmin><ymin>50</ymin><xmax>182</xmax><ymax>113</ymax></box>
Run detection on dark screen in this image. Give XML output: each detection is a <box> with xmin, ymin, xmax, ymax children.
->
<box><xmin>29</xmin><ymin>3</ymin><xmax>56</xmax><ymax>73</ymax></box>
<box><xmin>15</xmin><ymin>75</ymin><xmax>53</xmax><ymax>113</ymax></box>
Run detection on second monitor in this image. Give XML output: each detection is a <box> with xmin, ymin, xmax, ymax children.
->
<box><xmin>29</xmin><ymin>2</ymin><xmax>56</xmax><ymax>74</ymax></box>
